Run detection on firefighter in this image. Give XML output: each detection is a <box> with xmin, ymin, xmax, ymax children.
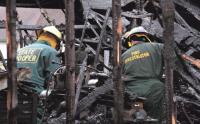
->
<box><xmin>122</xmin><ymin>26</ymin><xmax>165</xmax><ymax>123</ymax></box>
<box><xmin>17</xmin><ymin>26</ymin><xmax>62</xmax><ymax>123</ymax></box>
<box><xmin>17</xmin><ymin>25</ymin><xmax>62</xmax><ymax>93</ymax></box>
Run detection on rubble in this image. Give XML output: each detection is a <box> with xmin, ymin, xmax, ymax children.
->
<box><xmin>80</xmin><ymin>0</ymin><xmax>200</xmax><ymax>123</ymax></box>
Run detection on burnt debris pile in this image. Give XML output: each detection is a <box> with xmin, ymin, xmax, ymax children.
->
<box><xmin>78</xmin><ymin>0</ymin><xmax>200</xmax><ymax>123</ymax></box>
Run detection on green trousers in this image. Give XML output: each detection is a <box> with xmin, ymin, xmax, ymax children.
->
<box><xmin>125</xmin><ymin>79</ymin><xmax>165</xmax><ymax>123</ymax></box>
<box><xmin>19</xmin><ymin>82</ymin><xmax>45</xmax><ymax>124</ymax></box>
<box><xmin>27</xmin><ymin>85</ymin><xmax>45</xmax><ymax>124</ymax></box>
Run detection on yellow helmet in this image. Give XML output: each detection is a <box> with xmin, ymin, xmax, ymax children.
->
<box><xmin>122</xmin><ymin>26</ymin><xmax>152</xmax><ymax>48</ymax></box>
<box><xmin>123</xmin><ymin>26</ymin><xmax>148</xmax><ymax>39</ymax></box>
<box><xmin>43</xmin><ymin>26</ymin><xmax>62</xmax><ymax>40</ymax></box>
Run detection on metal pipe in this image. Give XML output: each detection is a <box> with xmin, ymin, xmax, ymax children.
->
<box><xmin>64</xmin><ymin>0</ymin><xmax>75</xmax><ymax>123</ymax></box>
<box><xmin>6</xmin><ymin>0</ymin><xmax>18</xmax><ymax>124</ymax></box>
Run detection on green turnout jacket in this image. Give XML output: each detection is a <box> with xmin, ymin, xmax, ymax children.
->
<box><xmin>122</xmin><ymin>42</ymin><xmax>164</xmax><ymax>91</ymax></box>
<box><xmin>17</xmin><ymin>41</ymin><xmax>61</xmax><ymax>92</ymax></box>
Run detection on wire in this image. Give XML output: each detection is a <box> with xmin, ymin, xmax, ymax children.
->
<box><xmin>35</xmin><ymin>0</ymin><xmax>55</xmax><ymax>25</ymax></box>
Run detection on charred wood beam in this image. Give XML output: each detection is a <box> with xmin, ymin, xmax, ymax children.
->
<box><xmin>181</xmin><ymin>103</ymin><xmax>194</xmax><ymax>124</ymax></box>
<box><xmin>174</xmin><ymin>0</ymin><xmax>200</xmax><ymax>31</ymax></box>
<box><xmin>81</xmin><ymin>38</ymin><xmax>113</xmax><ymax>48</ymax></box>
<box><xmin>88</xmin><ymin>10</ymin><xmax>106</xmax><ymax>28</ymax></box>
<box><xmin>174</xmin><ymin>0</ymin><xmax>200</xmax><ymax>22</ymax></box>
<box><xmin>174</xmin><ymin>11</ymin><xmax>196</xmax><ymax>34</ymax></box>
<box><xmin>89</xmin><ymin>23</ymin><xmax>100</xmax><ymax>38</ymax></box>
<box><xmin>85</xmin><ymin>44</ymin><xmax>96</xmax><ymax>55</ymax></box>
<box><xmin>74</xmin><ymin>55</ymin><xmax>88</xmax><ymax>114</ymax></box>
<box><xmin>76</xmin><ymin>79</ymin><xmax>113</xmax><ymax>116</ymax></box>
<box><xmin>93</xmin><ymin>8</ymin><xmax>111</xmax><ymax>68</ymax></box>
<box><xmin>182</xmin><ymin>36</ymin><xmax>200</xmax><ymax>47</ymax></box>
<box><xmin>112</xmin><ymin>0</ymin><xmax>124</xmax><ymax>123</ymax></box>
<box><xmin>0</xmin><ymin>23</ymin><xmax>98</xmax><ymax>30</ymax></box>
<box><xmin>64</xmin><ymin>0</ymin><xmax>75</xmax><ymax>123</ymax></box>
<box><xmin>187</xmin><ymin>65</ymin><xmax>200</xmax><ymax>80</ymax></box>
<box><xmin>176</xmin><ymin>68</ymin><xmax>200</xmax><ymax>92</ymax></box>
<box><xmin>6</xmin><ymin>0</ymin><xmax>18</xmax><ymax>124</ymax></box>
<box><xmin>0</xmin><ymin>0</ymin><xmax>65</xmax><ymax>9</ymax></box>
<box><xmin>75</xmin><ymin>39</ymin><xmax>96</xmax><ymax>55</ymax></box>
<box><xmin>176</xmin><ymin>96</ymin><xmax>200</xmax><ymax>107</ymax></box>
<box><xmin>185</xmin><ymin>48</ymin><xmax>197</xmax><ymax>56</ymax></box>
<box><xmin>81</xmin><ymin>10</ymin><xmax>101</xmax><ymax>38</ymax></box>
<box><xmin>82</xmin><ymin>39</ymin><xmax>99</xmax><ymax>43</ymax></box>
<box><xmin>161</xmin><ymin>0</ymin><xmax>176</xmax><ymax>124</ymax></box>
<box><xmin>175</xmin><ymin>56</ymin><xmax>200</xmax><ymax>93</ymax></box>
<box><xmin>186</xmin><ymin>86</ymin><xmax>200</xmax><ymax>101</ymax></box>
<box><xmin>121</xmin><ymin>11</ymin><xmax>152</xmax><ymax>18</ymax></box>
<box><xmin>79</xmin><ymin>10</ymin><xmax>91</xmax><ymax>46</ymax></box>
